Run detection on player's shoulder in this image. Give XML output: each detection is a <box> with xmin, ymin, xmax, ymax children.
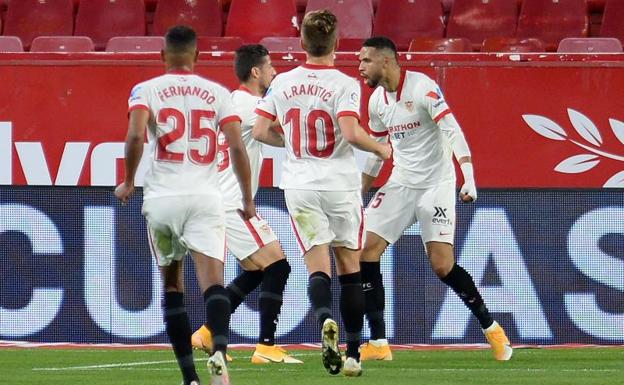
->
<box><xmin>405</xmin><ymin>70</ymin><xmax>437</xmax><ymax>90</ymax></box>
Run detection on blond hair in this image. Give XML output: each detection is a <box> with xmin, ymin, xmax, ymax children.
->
<box><xmin>301</xmin><ymin>9</ymin><xmax>338</xmax><ymax>57</ymax></box>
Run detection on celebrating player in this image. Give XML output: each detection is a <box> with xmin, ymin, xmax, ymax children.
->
<box><xmin>252</xmin><ymin>10</ymin><xmax>391</xmax><ymax>377</ymax></box>
<box><xmin>115</xmin><ymin>26</ymin><xmax>254</xmax><ymax>385</ymax></box>
<box><xmin>357</xmin><ymin>36</ymin><xmax>513</xmax><ymax>362</ymax></box>
<box><xmin>191</xmin><ymin>44</ymin><xmax>301</xmax><ymax>365</ymax></box>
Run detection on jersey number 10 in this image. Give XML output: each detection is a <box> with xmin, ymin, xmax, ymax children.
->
<box><xmin>284</xmin><ymin>108</ymin><xmax>336</xmax><ymax>158</ymax></box>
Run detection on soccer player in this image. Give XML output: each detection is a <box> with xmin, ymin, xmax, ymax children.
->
<box><xmin>115</xmin><ymin>26</ymin><xmax>254</xmax><ymax>385</ymax></box>
<box><xmin>190</xmin><ymin>44</ymin><xmax>301</xmax><ymax>365</ymax></box>
<box><xmin>357</xmin><ymin>36</ymin><xmax>513</xmax><ymax>362</ymax></box>
<box><xmin>252</xmin><ymin>10</ymin><xmax>392</xmax><ymax>377</ymax></box>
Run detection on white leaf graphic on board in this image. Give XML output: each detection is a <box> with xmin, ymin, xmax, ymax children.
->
<box><xmin>609</xmin><ymin>119</ymin><xmax>624</xmax><ymax>145</ymax></box>
<box><xmin>522</xmin><ymin>114</ymin><xmax>567</xmax><ymax>141</ymax></box>
<box><xmin>604</xmin><ymin>170</ymin><xmax>624</xmax><ymax>187</ymax></box>
<box><xmin>554</xmin><ymin>154</ymin><xmax>600</xmax><ymax>173</ymax></box>
<box><xmin>568</xmin><ymin>108</ymin><xmax>602</xmax><ymax>146</ymax></box>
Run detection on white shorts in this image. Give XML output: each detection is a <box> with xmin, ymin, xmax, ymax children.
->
<box><xmin>142</xmin><ymin>194</ymin><xmax>226</xmax><ymax>266</ymax></box>
<box><xmin>285</xmin><ymin>189</ymin><xmax>364</xmax><ymax>252</ymax></box>
<box><xmin>365</xmin><ymin>180</ymin><xmax>456</xmax><ymax>245</ymax></box>
<box><xmin>225</xmin><ymin>209</ymin><xmax>278</xmax><ymax>260</ymax></box>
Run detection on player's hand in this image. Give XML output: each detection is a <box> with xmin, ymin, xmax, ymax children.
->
<box><xmin>115</xmin><ymin>182</ymin><xmax>135</xmax><ymax>205</ymax></box>
<box><xmin>459</xmin><ymin>181</ymin><xmax>477</xmax><ymax>203</ymax></box>
<box><xmin>238</xmin><ymin>199</ymin><xmax>256</xmax><ymax>220</ymax></box>
<box><xmin>377</xmin><ymin>142</ymin><xmax>392</xmax><ymax>160</ymax></box>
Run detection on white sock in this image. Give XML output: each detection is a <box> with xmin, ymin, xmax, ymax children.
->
<box><xmin>369</xmin><ymin>338</ymin><xmax>388</xmax><ymax>347</ymax></box>
<box><xmin>483</xmin><ymin>320</ymin><xmax>500</xmax><ymax>333</ymax></box>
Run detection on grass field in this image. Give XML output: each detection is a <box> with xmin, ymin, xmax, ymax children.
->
<box><xmin>3</xmin><ymin>347</ymin><xmax>623</xmax><ymax>385</ymax></box>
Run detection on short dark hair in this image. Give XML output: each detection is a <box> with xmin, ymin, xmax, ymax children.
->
<box><xmin>234</xmin><ymin>44</ymin><xmax>270</xmax><ymax>82</ymax></box>
<box><xmin>165</xmin><ymin>25</ymin><xmax>197</xmax><ymax>53</ymax></box>
<box><xmin>301</xmin><ymin>10</ymin><xmax>338</xmax><ymax>57</ymax></box>
<box><xmin>363</xmin><ymin>36</ymin><xmax>398</xmax><ymax>55</ymax></box>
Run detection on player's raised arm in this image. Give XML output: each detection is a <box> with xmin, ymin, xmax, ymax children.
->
<box><xmin>115</xmin><ymin>108</ymin><xmax>149</xmax><ymax>204</ymax></box>
<box><xmin>339</xmin><ymin>115</ymin><xmax>392</xmax><ymax>161</ymax></box>
<box><xmin>422</xmin><ymin>81</ymin><xmax>476</xmax><ymax>202</ymax></box>
<box><xmin>222</xmin><ymin>119</ymin><xmax>256</xmax><ymax>218</ymax></box>
<box><xmin>361</xmin><ymin>98</ymin><xmax>390</xmax><ymax>194</ymax></box>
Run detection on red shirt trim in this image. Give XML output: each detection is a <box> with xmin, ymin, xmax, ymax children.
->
<box><xmin>167</xmin><ymin>69</ymin><xmax>194</xmax><ymax>75</ymax></box>
<box><xmin>128</xmin><ymin>104</ymin><xmax>149</xmax><ymax>113</ymax></box>
<box><xmin>301</xmin><ymin>63</ymin><xmax>335</xmax><ymax>70</ymax></box>
<box><xmin>434</xmin><ymin>109</ymin><xmax>452</xmax><ymax>123</ymax></box>
<box><xmin>255</xmin><ymin>108</ymin><xmax>277</xmax><ymax>121</ymax></box>
<box><xmin>370</xmin><ymin>130</ymin><xmax>388</xmax><ymax>137</ymax></box>
<box><xmin>220</xmin><ymin>115</ymin><xmax>242</xmax><ymax>126</ymax></box>
<box><xmin>395</xmin><ymin>70</ymin><xmax>407</xmax><ymax>102</ymax></box>
<box><xmin>336</xmin><ymin>111</ymin><xmax>360</xmax><ymax>121</ymax></box>
<box><xmin>238</xmin><ymin>85</ymin><xmax>253</xmax><ymax>94</ymax></box>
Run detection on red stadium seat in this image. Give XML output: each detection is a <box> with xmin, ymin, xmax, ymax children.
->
<box><xmin>306</xmin><ymin>0</ymin><xmax>373</xmax><ymax>39</ymax></box>
<box><xmin>75</xmin><ymin>0</ymin><xmax>145</xmax><ymax>50</ymax></box>
<box><xmin>373</xmin><ymin>0</ymin><xmax>444</xmax><ymax>51</ymax></box>
<box><xmin>259</xmin><ymin>37</ymin><xmax>303</xmax><ymax>52</ymax></box>
<box><xmin>106</xmin><ymin>36</ymin><xmax>165</xmax><ymax>52</ymax></box>
<box><xmin>600</xmin><ymin>0</ymin><xmax>624</xmax><ymax>42</ymax></box>
<box><xmin>197</xmin><ymin>36</ymin><xmax>243</xmax><ymax>51</ymax></box>
<box><xmin>152</xmin><ymin>0</ymin><xmax>222</xmax><ymax>37</ymax></box>
<box><xmin>517</xmin><ymin>0</ymin><xmax>588</xmax><ymax>51</ymax></box>
<box><xmin>446</xmin><ymin>0</ymin><xmax>518</xmax><ymax>50</ymax></box>
<box><xmin>557</xmin><ymin>37</ymin><xmax>623</xmax><ymax>53</ymax></box>
<box><xmin>30</xmin><ymin>36</ymin><xmax>94</xmax><ymax>52</ymax></box>
<box><xmin>226</xmin><ymin>0</ymin><xmax>298</xmax><ymax>43</ymax></box>
<box><xmin>481</xmin><ymin>37</ymin><xmax>545</xmax><ymax>52</ymax></box>
<box><xmin>408</xmin><ymin>37</ymin><xmax>472</xmax><ymax>53</ymax></box>
<box><xmin>0</xmin><ymin>36</ymin><xmax>23</xmax><ymax>52</ymax></box>
<box><xmin>3</xmin><ymin>0</ymin><xmax>73</xmax><ymax>50</ymax></box>
<box><xmin>336</xmin><ymin>38</ymin><xmax>364</xmax><ymax>52</ymax></box>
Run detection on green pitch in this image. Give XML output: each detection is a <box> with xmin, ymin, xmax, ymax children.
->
<box><xmin>3</xmin><ymin>347</ymin><xmax>623</xmax><ymax>385</ymax></box>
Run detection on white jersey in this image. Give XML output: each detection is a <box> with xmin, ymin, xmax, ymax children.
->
<box><xmin>128</xmin><ymin>70</ymin><xmax>240</xmax><ymax>199</ymax></box>
<box><xmin>217</xmin><ymin>86</ymin><xmax>264</xmax><ymax>210</ymax></box>
<box><xmin>368</xmin><ymin>70</ymin><xmax>455</xmax><ymax>188</ymax></box>
<box><xmin>255</xmin><ymin>64</ymin><xmax>362</xmax><ymax>191</ymax></box>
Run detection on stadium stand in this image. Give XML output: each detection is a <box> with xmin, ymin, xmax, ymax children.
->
<box><xmin>557</xmin><ymin>37</ymin><xmax>623</xmax><ymax>53</ymax></box>
<box><xmin>373</xmin><ymin>0</ymin><xmax>445</xmax><ymax>51</ymax></box>
<box><xmin>0</xmin><ymin>35</ymin><xmax>22</xmax><ymax>52</ymax></box>
<box><xmin>600</xmin><ymin>0</ymin><xmax>624</xmax><ymax>42</ymax></box>
<box><xmin>336</xmin><ymin>38</ymin><xmax>365</xmax><ymax>52</ymax></box>
<box><xmin>3</xmin><ymin>0</ymin><xmax>73</xmax><ymax>50</ymax></box>
<box><xmin>305</xmin><ymin>0</ymin><xmax>374</xmax><ymax>39</ymax></box>
<box><xmin>225</xmin><ymin>0</ymin><xmax>298</xmax><ymax>43</ymax></box>
<box><xmin>106</xmin><ymin>36</ymin><xmax>165</xmax><ymax>52</ymax></box>
<box><xmin>481</xmin><ymin>37</ymin><xmax>545</xmax><ymax>52</ymax></box>
<box><xmin>152</xmin><ymin>0</ymin><xmax>223</xmax><ymax>37</ymax></box>
<box><xmin>30</xmin><ymin>36</ymin><xmax>94</xmax><ymax>52</ymax></box>
<box><xmin>197</xmin><ymin>36</ymin><xmax>243</xmax><ymax>52</ymax></box>
<box><xmin>446</xmin><ymin>0</ymin><xmax>518</xmax><ymax>51</ymax></box>
<box><xmin>74</xmin><ymin>0</ymin><xmax>146</xmax><ymax>50</ymax></box>
<box><xmin>259</xmin><ymin>37</ymin><xmax>303</xmax><ymax>53</ymax></box>
<box><xmin>516</xmin><ymin>0</ymin><xmax>588</xmax><ymax>51</ymax></box>
<box><xmin>408</xmin><ymin>37</ymin><xmax>473</xmax><ymax>53</ymax></box>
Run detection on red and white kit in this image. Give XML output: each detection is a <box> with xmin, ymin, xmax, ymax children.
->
<box><xmin>365</xmin><ymin>70</ymin><xmax>471</xmax><ymax>245</ymax></box>
<box><xmin>217</xmin><ymin>86</ymin><xmax>278</xmax><ymax>260</ymax></box>
<box><xmin>256</xmin><ymin>64</ymin><xmax>364</xmax><ymax>251</ymax></box>
<box><xmin>128</xmin><ymin>71</ymin><xmax>240</xmax><ymax>265</ymax></box>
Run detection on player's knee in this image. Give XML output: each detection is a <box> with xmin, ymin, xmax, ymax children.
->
<box><xmin>265</xmin><ymin>258</ymin><xmax>291</xmax><ymax>282</ymax></box>
<box><xmin>431</xmin><ymin>260</ymin><xmax>453</xmax><ymax>278</ymax></box>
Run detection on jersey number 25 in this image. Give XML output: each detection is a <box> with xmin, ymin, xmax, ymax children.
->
<box><xmin>156</xmin><ymin>108</ymin><xmax>216</xmax><ymax>165</ymax></box>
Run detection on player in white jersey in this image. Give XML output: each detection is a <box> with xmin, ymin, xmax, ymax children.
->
<box><xmin>191</xmin><ymin>44</ymin><xmax>301</xmax><ymax>365</ymax></box>
<box><xmin>253</xmin><ymin>10</ymin><xmax>391</xmax><ymax>377</ymax></box>
<box><xmin>357</xmin><ymin>36</ymin><xmax>512</xmax><ymax>362</ymax></box>
<box><xmin>115</xmin><ymin>26</ymin><xmax>254</xmax><ymax>385</ymax></box>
